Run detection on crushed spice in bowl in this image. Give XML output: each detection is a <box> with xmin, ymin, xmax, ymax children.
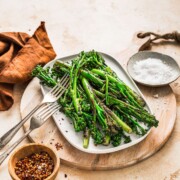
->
<box><xmin>8</xmin><ymin>143</ymin><xmax>60</xmax><ymax>180</ymax></box>
<box><xmin>15</xmin><ymin>151</ymin><xmax>54</xmax><ymax>179</ymax></box>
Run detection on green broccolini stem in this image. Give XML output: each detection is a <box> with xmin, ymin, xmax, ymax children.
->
<box><xmin>94</xmin><ymin>91</ymin><xmax>132</xmax><ymax>133</ymax></box>
<box><xmin>70</xmin><ymin>62</ymin><xmax>79</xmax><ymax>113</ymax></box>
<box><xmin>54</xmin><ymin>61</ymin><xmax>71</xmax><ymax>69</ymax></box>
<box><xmin>93</xmin><ymin>89</ymin><xmax>105</xmax><ymax>98</ymax></box>
<box><xmin>81</xmin><ymin>77</ymin><xmax>97</xmax><ymax>121</ymax></box>
<box><xmin>108</xmin><ymin>97</ymin><xmax>158</xmax><ymax>126</ymax></box>
<box><xmin>105</xmin><ymin>75</ymin><xmax>109</xmax><ymax>105</ymax></box>
<box><xmin>80</xmin><ymin>70</ymin><xmax>104</xmax><ymax>87</ymax></box>
<box><xmin>91</xmin><ymin>69</ymin><xmax>144</xmax><ymax>108</ymax></box>
<box><xmin>94</xmin><ymin>89</ymin><xmax>158</xmax><ymax>127</ymax></box>
<box><xmin>100</xmin><ymin>103</ymin><xmax>132</xmax><ymax>133</ymax></box>
<box><xmin>103</xmin><ymin>134</ymin><xmax>111</xmax><ymax>146</ymax></box>
<box><xmin>81</xmin><ymin>78</ymin><xmax>108</xmax><ymax>130</ymax></box>
<box><xmin>114</xmin><ymin>106</ymin><xmax>146</xmax><ymax>135</ymax></box>
<box><xmin>81</xmin><ymin>70</ymin><xmax>122</xmax><ymax>98</ymax></box>
<box><xmin>83</xmin><ymin>112</ymin><xmax>104</xmax><ymax>145</ymax></box>
<box><xmin>70</xmin><ymin>55</ymin><xmax>86</xmax><ymax>114</ymax></box>
<box><xmin>83</xmin><ymin>127</ymin><xmax>90</xmax><ymax>148</ymax></box>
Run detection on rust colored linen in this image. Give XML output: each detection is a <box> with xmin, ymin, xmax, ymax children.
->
<box><xmin>0</xmin><ymin>22</ymin><xmax>56</xmax><ymax>111</ymax></box>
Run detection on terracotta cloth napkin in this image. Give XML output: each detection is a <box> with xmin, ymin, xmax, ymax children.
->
<box><xmin>0</xmin><ymin>22</ymin><xmax>56</xmax><ymax>111</ymax></box>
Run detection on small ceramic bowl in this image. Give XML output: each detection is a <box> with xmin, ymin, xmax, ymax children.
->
<box><xmin>8</xmin><ymin>143</ymin><xmax>60</xmax><ymax>180</ymax></box>
<box><xmin>127</xmin><ymin>51</ymin><xmax>180</xmax><ymax>87</ymax></box>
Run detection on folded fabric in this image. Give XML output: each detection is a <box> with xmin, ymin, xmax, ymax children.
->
<box><xmin>0</xmin><ymin>22</ymin><xmax>56</xmax><ymax>111</ymax></box>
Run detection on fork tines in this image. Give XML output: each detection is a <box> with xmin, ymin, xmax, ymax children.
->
<box><xmin>35</xmin><ymin>103</ymin><xmax>60</xmax><ymax>120</ymax></box>
<box><xmin>50</xmin><ymin>74</ymin><xmax>69</xmax><ymax>98</ymax></box>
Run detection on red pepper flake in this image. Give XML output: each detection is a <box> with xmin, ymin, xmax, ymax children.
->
<box><xmin>15</xmin><ymin>151</ymin><xmax>54</xmax><ymax>180</ymax></box>
<box><xmin>55</xmin><ymin>143</ymin><xmax>63</xmax><ymax>151</ymax></box>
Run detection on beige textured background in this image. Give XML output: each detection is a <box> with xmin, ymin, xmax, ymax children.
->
<box><xmin>0</xmin><ymin>0</ymin><xmax>180</xmax><ymax>179</ymax></box>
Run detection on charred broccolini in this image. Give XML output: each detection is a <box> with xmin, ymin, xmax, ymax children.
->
<box><xmin>32</xmin><ymin>50</ymin><xmax>158</xmax><ymax>148</ymax></box>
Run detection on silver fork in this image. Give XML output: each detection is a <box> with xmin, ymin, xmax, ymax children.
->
<box><xmin>0</xmin><ymin>102</ymin><xmax>60</xmax><ymax>165</ymax></box>
<box><xmin>0</xmin><ymin>74</ymin><xmax>69</xmax><ymax>149</ymax></box>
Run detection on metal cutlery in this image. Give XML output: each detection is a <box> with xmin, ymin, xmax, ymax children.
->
<box><xmin>0</xmin><ymin>74</ymin><xmax>69</xmax><ymax>149</ymax></box>
<box><xmin>0</xmin><ymin>102</ymin><xmax>60</xmax><ymax>165</ymax></box>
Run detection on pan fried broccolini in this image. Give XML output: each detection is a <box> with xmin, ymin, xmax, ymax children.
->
<box><xmin>32</xmin><ymin>50</ymin><xmax>158</xmax><ymax>148</ymax></box>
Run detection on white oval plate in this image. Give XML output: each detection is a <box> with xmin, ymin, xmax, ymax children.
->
<box><xmin>41</xmin><ymin>52</ymin><xmax>152</xmax><ymax>154</ymax></box>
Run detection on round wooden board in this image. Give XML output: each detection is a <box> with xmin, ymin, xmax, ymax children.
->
<box><xmin>20</xmin><ymin>35</ymin><xmax>177</xmax><ymax>170</ymax></box>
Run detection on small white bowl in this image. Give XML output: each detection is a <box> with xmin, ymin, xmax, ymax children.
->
<box><xmin>127</xmin><ymin>51</ymin><xmax>180</xmax><ymax>87</ymax></box>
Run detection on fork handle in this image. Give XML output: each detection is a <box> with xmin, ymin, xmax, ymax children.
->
<box><xmin>0</xmin><ymin>129</ymin><xmax>32</xmax><ymax>165</ymax></box>
<box><xmin>0</xmin><ymin>103</ymin><xmax>43</xmax><ymax>149</ymax></box>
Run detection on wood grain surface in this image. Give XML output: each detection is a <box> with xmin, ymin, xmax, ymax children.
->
<box><xmin>20</xmin><ymin>34</ymin><xmax>177</xmax><ymax>170</ymax></box>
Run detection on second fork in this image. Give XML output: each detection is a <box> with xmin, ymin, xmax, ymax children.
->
<box><xmin>0</xmin><ymin>102</ymin><xmax>60</xmax><ymax>165</ymax></box>
<box><xmin>0</xmin><ymin>74</ymin><xmax>69</xmax><ymax>149</ymax></box>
